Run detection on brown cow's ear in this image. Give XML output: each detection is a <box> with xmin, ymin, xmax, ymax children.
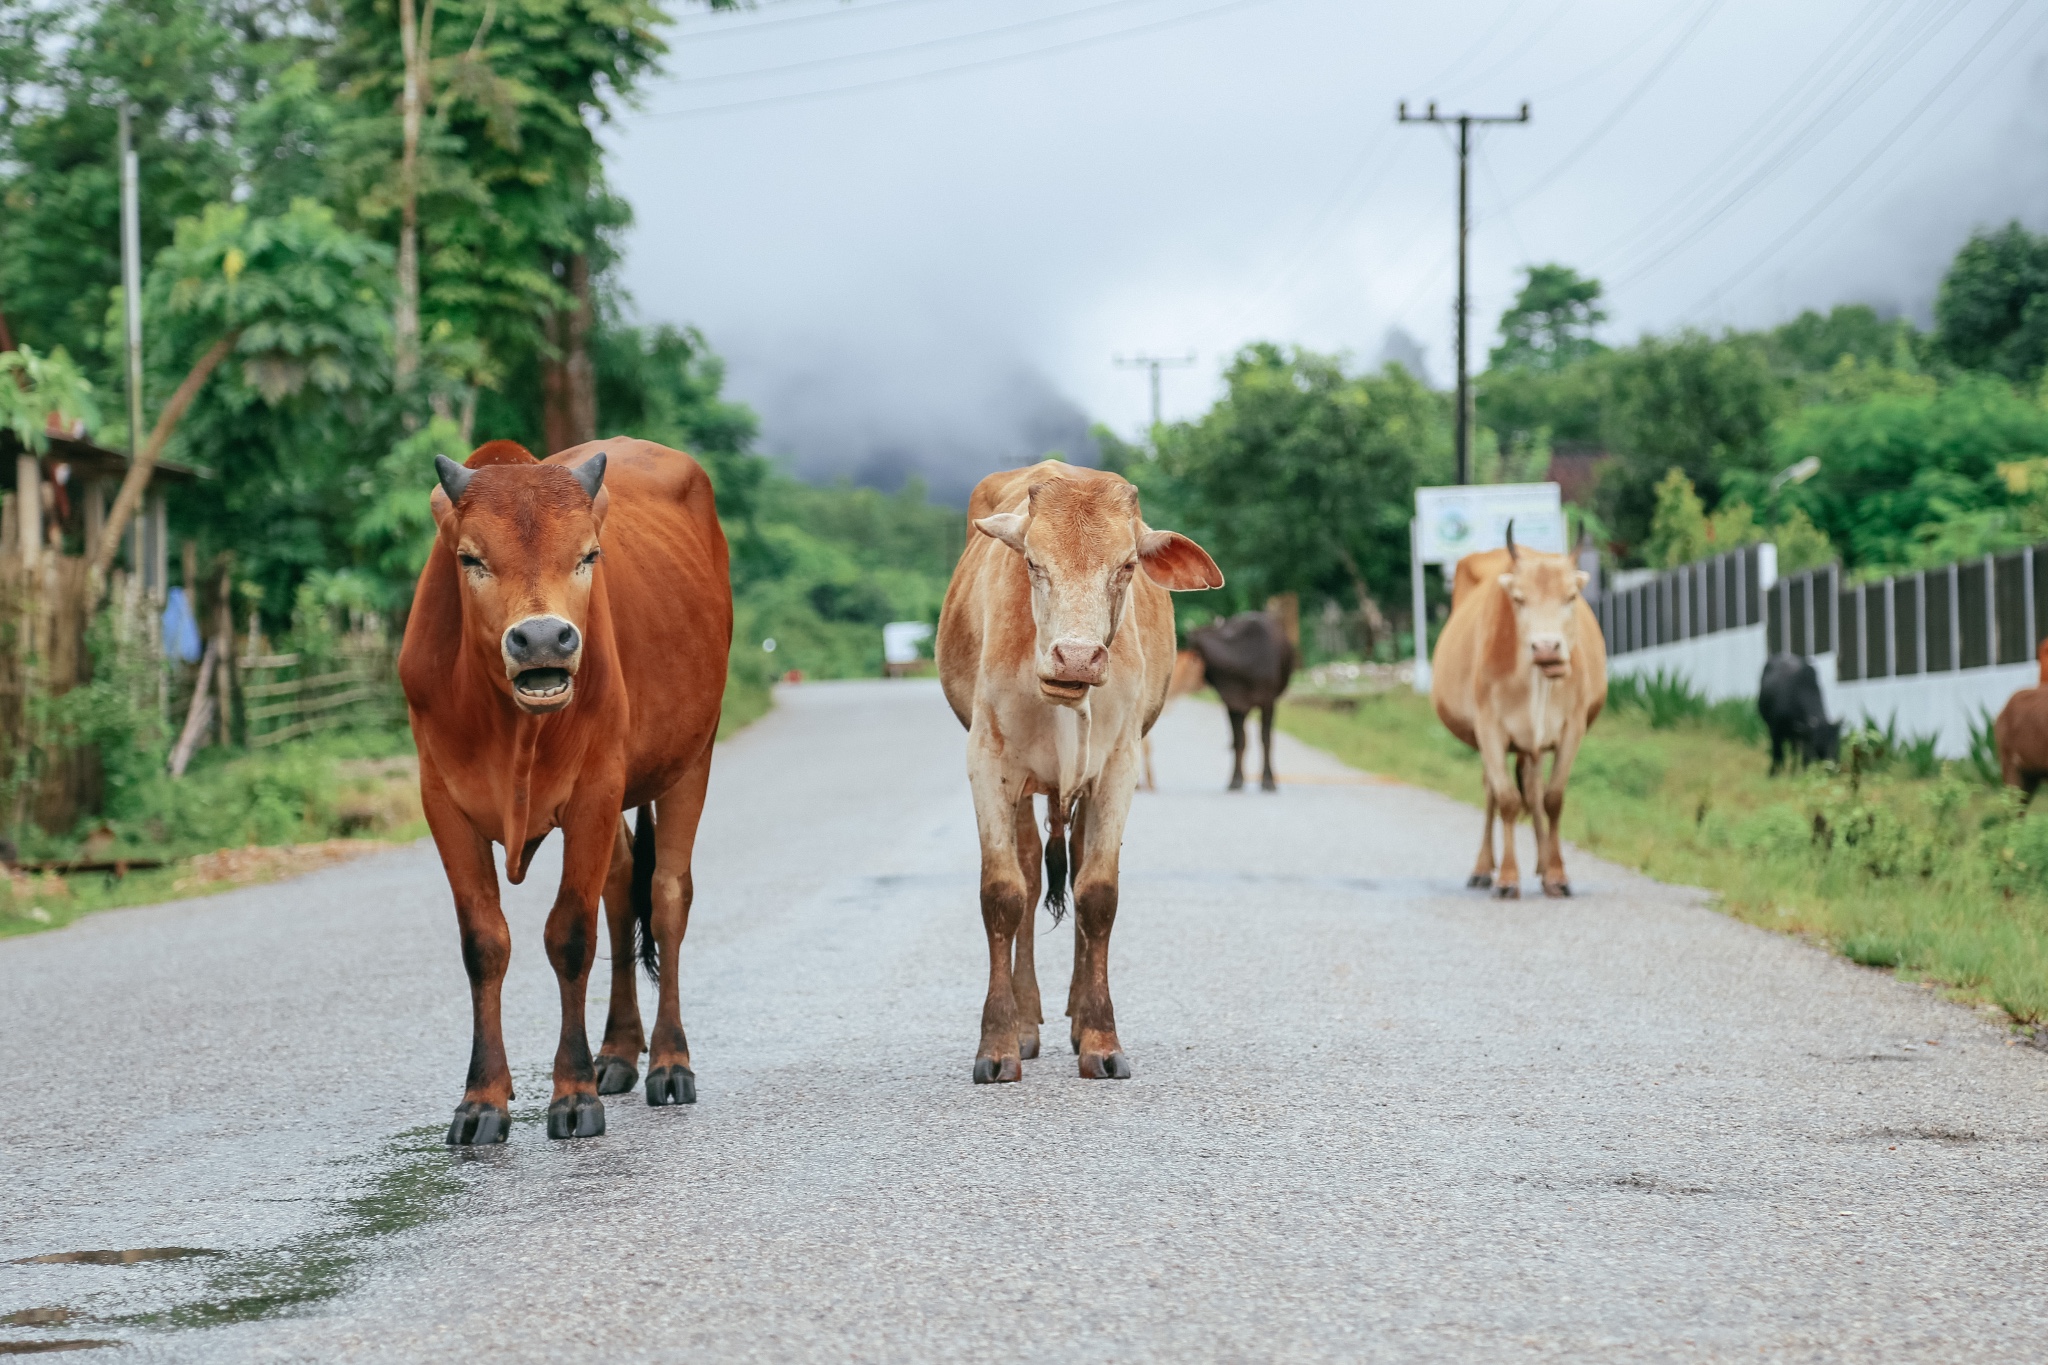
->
<box><xmin>430</xmin><ymin>484</ymin><xmax>458</xmax><ymax>537</ymax></box>
<box><xmin>974</xmin><ymin>513</ymin><xmax>1029</xmax><ymax>553</ymax></box>
<box><xmin>590</xmin><ymin>485</ymin><xmax>611</xmax><ymax>533</ymax></box>
<box><xmin>1138</xmin><ymin>529</ymin><xmax>1223</xmax><ymax>591</ymax></box>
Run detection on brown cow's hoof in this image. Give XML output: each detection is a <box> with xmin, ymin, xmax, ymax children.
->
<box><xmin>1018</xmin><ymin>1034</ymin><xmax>1040</xmax><ymax>1060</ymax></box>
<box><xmin>1071</xmin><ymin>1030</ymin><xmax>1081</xmax><ymax>1056</ymax></box>
<box><xmin>1544</xmin><ymin>882</ymin><xmax>1572</xmax><ymax>899</ymax></box>
<box><xmin>645</xmin><ymin>1065</ymin><xmax>696</xmax><ymax>1106</ymax></box>
<box><xmin>1261</xmin><ymin>777</ymin><xmax>1278</xmax><ymax>792</ymax></box>
<box><xmin>546</xmin><ymin>1093</ymin><xmax>606</xmax><ymax>1140</ymax></box>
<box><xmin>1494</xmin><ymin>884</ymin><xmax>1521</xmax><ymax>900</ymax></box>
<box><xmin>594</xmin><ymin>1054</ymin><xmax>639</xmax><ymax>1095</ymax></box>
<box><xmin>1467</xmin><ymin>874</ymin><xmax>1494</xmax><ymax>889</ymax></box>
<box><xmin>1079</xmin><ymin>1051</ymin><xmax>1133</xmax><ymax>1080</ymax></box>
<box><xmin>972</xmin><ymin>1057</ymin><xmax>1022</xmax><ymax>1084</ymax></box>
<box><xmin>446</xmin><ymin>1101</ymin><xmax>511</xmax><ymax>1146</ymax></box>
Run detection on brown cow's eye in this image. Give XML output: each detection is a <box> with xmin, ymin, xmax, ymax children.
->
<box><xmin>458</xmin><ymin>553</ymin><xmax>487</xmax><ymax>573</ymax></box>
<box><xmin>580</xmin><ymin>549</ymin><xmax>601</xmax><ymax>568</ymax></box>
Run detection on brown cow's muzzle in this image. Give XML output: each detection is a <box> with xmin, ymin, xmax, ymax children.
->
<box><xmin>503</xmin><ymin>615</ymin><xmax>583</xmax><ymax>714</ymax></box>
<box><xmin>1041</xmin><ymin>639</ymin><xmax>1108</xmax><ymax>701</ymax></box>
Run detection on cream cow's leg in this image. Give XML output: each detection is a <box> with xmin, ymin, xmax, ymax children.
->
<box><xmin>1475</xmin><ymin>722</ymin><xmax>1524</xmax><ymax>899</ymax></box>
<box><xmin>1542</xmin><ymin>717</ymin><xmax>1589</xmax><ymax>897</ymax></box>
<box><xmin>1070</xmin><ymin>737</ymin><xmax>1141</xmax><ymax>1080</ymax></box>
<box><xmin>968</xmin><ymin>718</ymin><xmax>1030</xmax><ymax>1084</ymax></box>
<box><xmin>1469</xmin><ymin>789</ymin><xmax>1498</xmax><ymax>888</ymax></box>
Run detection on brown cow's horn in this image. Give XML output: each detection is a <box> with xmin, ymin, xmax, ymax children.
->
<box><xmin>572</xmin><ymin>450</ymin><xmax>607</xmax><ymax>501</ymax></box>
<box><xmin>434</xmin><ymin>454</ymin><xmax>474</xmax><ymax>504</ymax></box>
<box><xmin>1505</xmin><ymin>518</ymin><xmax>1518</xmax><ymax>562</ymax></box>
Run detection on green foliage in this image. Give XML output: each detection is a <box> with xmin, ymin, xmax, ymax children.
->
<box><xmin>1935</xmin><ymin>221</ymin><xmax>2048</xmax><ymax>384</ymax></box>
<box><xmin>1489</xmin><ymin>263</ymin><xmax>1606</xmax><ymax>372</ymax></box>
<box><xmin>1604</xmin><ymin>668</ymin><xmax>1765</xmax><ymax>742</ymax></box>
<box><xmin>1149</xmin><ymin>343</ymin><xmax>1452</xmax><ymax>619</ymax></box>
<box><xmin>1596</xmin><ymin>329</ymin><xmax>1787</xmax><ymax>553</ymax></box>
<box><xmin>1769</xmin><ymin>373</ymin><xmax>2048</xmax><ymax>572</ymax></box>
<box><xmin>0</xmin><ymin>344</ymin><xmax>97</xmax><ymax>451</ymax></box>
<box><xmin>1767</xmin><ymin>304</ymin><xmax>1919</xmax><ymax>378</ymax></box>
<box><xmin>1644</xmin><ymin>467</ymin><xmax>1709</xmax><ymax>568</ymax></box>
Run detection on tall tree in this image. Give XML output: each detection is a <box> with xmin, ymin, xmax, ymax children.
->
<box><xmin>1934</xmin><ymin>221</ymin><xmax>2048</xmax><ymax>383</ymax></box>
<box><xmin>1489</xmin><ymin>264</ymin><xmax>1606</xmax><ymax>372</ymax></box>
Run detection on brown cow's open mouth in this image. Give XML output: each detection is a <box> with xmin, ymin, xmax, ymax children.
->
<box><xmin>513</xmin><ymin>667</ymin><xmax>575</xmax><ymax>707</ymax></box>
<box><xmin>1039</xmin><ymin>677</ymin><xmax>1090</xmax><ymax>702</ymax></box>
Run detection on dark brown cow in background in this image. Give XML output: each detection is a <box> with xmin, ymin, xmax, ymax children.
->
<box><xmin>1185</xmin><ymin>611</ymin><xmax>1295</xmax><ymax>791</ymax></box>
<box><xmin>400</xmin><ymin>438</ymin><xmax>730</xmax><ymax>1144</ymax></box>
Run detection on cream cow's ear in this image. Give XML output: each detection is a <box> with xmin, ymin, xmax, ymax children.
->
<box><xmin>973</xmin><ymin>512</ymin><xmax>1029</xmax><ymax>553</ymax></box>
<box><xmin>1575</xmin><ymin>569</ymin><xmax>1591</xmax><ymax>589</ymax></box>
<box><xmin>1138</xmin><ymin>529</ymin><xmax>1224</xmax><ymax>591</ymax></box>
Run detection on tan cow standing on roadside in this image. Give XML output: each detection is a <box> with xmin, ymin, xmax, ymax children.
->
<box><xmin>1431</xmin><ymin>532</ymin><xmax>1606</xmax><ymax>898</ymax></box>
<box><xmin>937</xmin><ymin>461</ymin><xmax>1222</xmax><ymax>1083</ymax></box>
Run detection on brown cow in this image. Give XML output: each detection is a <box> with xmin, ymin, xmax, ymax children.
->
<box><xmin>937</xmin><ymin>461</ymin><xmax>1220</xmax><ymax>1083</ymax></box>
<box><xmin>399</xmin><ymin>438</ymin><xmax>731</xmax><ymax>1144</ymax></box>
<box><xmin>1994</xmin><ymin>638</ymin><xmax>2048</xmax><ymax>800</ymax></box>
<box><xmin>1430</xmin><ymin>533</ymin><xmax>1606</xmax><ymax>898</ymax></box>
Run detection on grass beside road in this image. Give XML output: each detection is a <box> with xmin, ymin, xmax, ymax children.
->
<box><xmin>1280</xmin><ymin>682</ymin><xmax>2048</xmax><ymax>1027</ymax></box>
<box><xmin>3</xmin><ymin>655</ymin><xmax>777</xmax><ymax>941</ymax></box>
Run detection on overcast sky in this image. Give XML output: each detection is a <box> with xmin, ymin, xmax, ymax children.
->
<box><xmin>607</xmin><ymin>0</ymin><xmax>2048</xmax><ymax>501</ymax></box>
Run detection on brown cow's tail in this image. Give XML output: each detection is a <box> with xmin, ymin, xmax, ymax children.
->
<box><xmin>1043</xmin><ymin>800</ymin><xmax>1071</xmax><ymax>924</ymax></box>
<box><xmin>631</xmin><ymin>804</ymin><xmax>659</xmax><ymax>981</ymax></box>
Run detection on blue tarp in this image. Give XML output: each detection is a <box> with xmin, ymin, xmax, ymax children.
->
<box><xmin>161</xmin><ymin>587</ymin><xmax>203</xmax><ymax>664</ymax></box>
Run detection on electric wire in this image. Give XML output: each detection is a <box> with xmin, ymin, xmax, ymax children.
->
<box><xmin>670</xmin><ymin>0</ymin><xmax>1179</xmax><ymax>89</ymax></box>
<box><xmin>1609</xmin><ymin>0</ymin><xmax>1973</xmax><ymax>287</ymax></box>
<box><xmin>634</xmin><ymin>0</ymin><xmax>1281</xmax><ymax>119</ymax></box>
<box><xmin>1682</xmin><ymin>0</ymin><xmax>2032</xmax><ymax>320</ymax></box>
<box><xmin>1500</xmin><ymin>0</ymin><xmax>1723</xmax><ymax>208</ymax></box>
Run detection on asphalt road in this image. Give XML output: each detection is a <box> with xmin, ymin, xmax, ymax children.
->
<box><xmin>4</xmin><ymin>679</ymin><xmax>2048</xmax><ymax>1361</ymax></box>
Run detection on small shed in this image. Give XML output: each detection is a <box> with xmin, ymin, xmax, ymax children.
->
<box><xmin>2</xmin><ymin>431</ymin><xmax>204</xmax><ymax>594</ymax></box>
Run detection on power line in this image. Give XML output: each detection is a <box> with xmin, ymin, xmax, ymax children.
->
<box><xmin>1458</xmin><ymin>0</ymin><xmax>1576</xmax><ymax>97</ymax></box>
<box><xmin>1501</xmin><ymin>0</ymin><xmax>1722</xmax><ymax>209</ymax></box>
<box><xmin>1522</xmin><ymin>4</ymin><xmax>1687</xmax><ymax>103</ymax></box>
<box><xmin>1683</xmin><ymin>0</ymin><xmax>2032</xmax><ymax>320</ymax></box>
<box><xmin>1399</xmin><ymin>100</ymin><xmax>1531</xmax><ymax>486</ymax></box>
<box><xmin>673</xmin><ymin>0</ymin><xmax>970</xmax><ymax>44</ymax></box>
<box><xmin>670</xmin><ymin>0</ymin><xmax>1173</xmax><ymax>89</ymax></box>
<box><xmin>1589</xmin><ymin>0</ymin><xmax>1914</xmax><ymax>277</ymax></box>
<box><xmin>634</xmin><ymin>0</ymin><xmax>1282</xmax><ymax>120</ymax></box>
<box><xmin>1609</xmin><ymin>0</ymin><xmax>1972</xmax><ymax>288</ymax></box>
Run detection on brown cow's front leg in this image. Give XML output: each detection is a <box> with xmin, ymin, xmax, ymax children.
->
<box><xmin>968</xmin><ymin>725</ymin><xmax>1028</xmax><ymax>1084</ymax></box>
<box><xmin>1072</xmin><ymin>741</ymin><xmax>1139</xmax><ymax>1080</ymax></box>
<box><xmin>543</xmin><ymin>783</ymin><xmax>626</xmax><ymax>1140</ymax></box>
<box><xmin>1226</xmin><ymin>707</ymin><xmax>1248</xmax><ymax>790</ymax></box>
<box><xmin>1012</xmin><ymin>796</ymin><xmax>1045</xmax><ymax>1061</ymax></box>
<box><xmin>594</xmin><ymin>816</ymin><xmax>644</xmax><ymax>1095</ymax></box>
<box><xmin>1258</xmin><ymin>702</ymin><xmax>1278</xmax><ymax>792</ymax></box>
<box><xmin>644</xmin><ymin>744</ymin><xmax>715</xmax><ymax>1108</ymax></box>
<box><xmin>422</xmin><ymin>758</ymin><xmax>514</xmax><ymax>1146</ymax></box>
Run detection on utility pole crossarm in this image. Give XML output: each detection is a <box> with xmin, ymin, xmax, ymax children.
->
<box><xmin>1114</xmin><ymin>352</ymin><xmax>1197</xmax><ymax>434</ymax></box>
<box><xmin>1397</xmin><ymin>100</ymin><xmax>1530</xmax><ymax>486</ymax></box>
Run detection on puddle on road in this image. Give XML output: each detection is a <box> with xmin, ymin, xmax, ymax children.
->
<box><xmin>4</xmin><ymin>1126</ymin><xmax>474</xmax><ymax>1346</ymax></box>
<box><xmin>12</xmin><ymin>1251</ymin><xmax>216</xmax><ymax>1268</ymax></box>
<box><xmin>0</xmin><ymin>1341</ymin><xmax>122</xmax><ymax>1355</ymax></box>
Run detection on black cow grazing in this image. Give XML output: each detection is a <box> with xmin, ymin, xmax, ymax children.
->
<box><xmin>1186</xmin><ymin>610</ymin><xmax>1296</xmax><ymax>791</ymax></box>
<box><xmin>1758</xmin><ymin>653</ymin><xmax>1840</xmax><ymax>774</ymax></box>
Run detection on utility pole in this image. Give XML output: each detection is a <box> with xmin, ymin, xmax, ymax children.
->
<box><xmin>1114</xmin><ymin>353</ymin><xmax>1195</xmax><ymax>435</ymax></box>
<box><xmin>119</xmin><ymin>102</ymin><xmax>144</xmax><ymax>465</ymax></box>
<box><xmin>1398</xmin><ymin>100</ymin><xmax>1529</xmax><ymax>485</ymax></box>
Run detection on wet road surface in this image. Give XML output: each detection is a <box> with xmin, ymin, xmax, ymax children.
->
<box><xmin>4</xmin><ymin>679</ymin><xmax>2047</xmax><ymax>1361</ymax></box>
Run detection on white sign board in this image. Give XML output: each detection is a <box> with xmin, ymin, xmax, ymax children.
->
<box><xmin>1413</xmin><ymin>483</ymin><xmax>1566</xmax><ymax>565</ymax></box>
<box><xmin>882</xmin><ymin>620</ymin><xmax>933</xmax><ymax>666</ymax></box>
